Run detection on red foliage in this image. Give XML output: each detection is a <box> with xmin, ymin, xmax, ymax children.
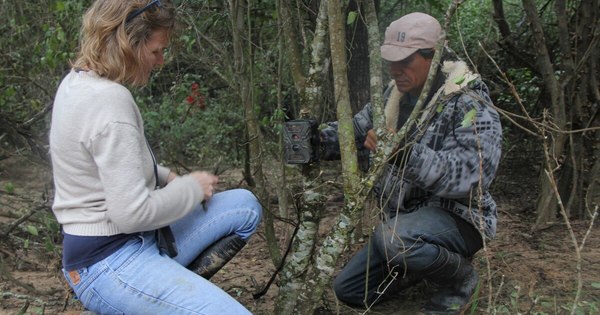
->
<box><xmin>186</xmin><ymin>82</ymin><xmax>206</xmax><ymax>110</ymax></box>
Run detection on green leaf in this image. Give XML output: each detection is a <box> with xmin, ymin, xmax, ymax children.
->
<box><xmin>347</xmin><ymin>11</ymin><xmax>357</xmax><ymax>25</ymax></box>
<box><xmin>45</xmin><ymin>238</ymin><xmax>55</xmax><ymax>252</ymax></box>
<box><xmin>4</xmin><ymin>182</ymin><xmax>15</xmax><ymax>194</ymax></box>
<box><xmin>56</xmin><ymin>1</ymin><xmax>66</xmax><ymax>11</ymax></box>
<box><xmin>454</xmin><ymin>76</ymin><xmax>465</xmax><ymax>85</ymax></box>
<box><xmin>26</xmin><ymin>225</ymin><xmax>39</xmax><ymax>236</ymax></box>
<box><xmin>461</xmin><ymin>109</ymin><xmax>477</xmax><ymax>128</ymax></box>
<box><xmin>436</xmin><ymin>103</ymin><xmax>444</xmax><ymax>113</ymax></box>
<box><xmin>591</xmin><ymin>282</ymin><xmax>600</xmax><ymax>289</ymax></box>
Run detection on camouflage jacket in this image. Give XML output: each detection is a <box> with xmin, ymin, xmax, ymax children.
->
<box><xmin>321</xmin><ymin>60</ymin><xmax>502</xmax><ymax>239</ymax></box>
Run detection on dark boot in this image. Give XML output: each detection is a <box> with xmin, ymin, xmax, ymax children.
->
<box><xmin>187</xmin><ymin>235</ymin><xmax>246</xmax><ymax>280</ymax></box>
<box><xmin>379</xmin><ymin>270</ymin><xmax>422</xmax><ymax>299</ymax></box>
<box><xmin>421</xmin><ymin>247</ymin><xmax>479</xmax><ymax>314</ymax></box>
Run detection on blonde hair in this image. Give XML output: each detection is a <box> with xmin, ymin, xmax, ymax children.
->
<box><xmin>72</xmin><ymin>0</ymin><xmax>175</xmax><ymax>87</ymax></box>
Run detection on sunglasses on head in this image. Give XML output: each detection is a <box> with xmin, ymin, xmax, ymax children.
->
<box><xmin>126</xmin><ymin>0</ymin><xmax>162</xmax><ymax>23</ymax></box>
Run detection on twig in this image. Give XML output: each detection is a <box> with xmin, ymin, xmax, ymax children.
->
<box><xmin>540</xmin><ymin>120</ymin><xmax>589</xmax><ymax>315</ymax></box>
<box><xmin>0</xmin><ymin>258</ymin><xmax>43</xmax><ymax>295</ymax></box>
<box><xmin>1</xmin><ymin>205</ymin><xmax>47</xmax><ymax>237</ymax></box>
<box><xmin>17</xmin><ymin>101</ymin><xmax>53</xmax><ymax>129</ymax></box>
<box><xmin>490</xmin><ymin>274</ymin><xmax>505</xmax><ymax>314</ymax></box>
<box><xmin>0</xmin><ymin>246</ymin><xmax>55</xmax><ymax>270</ymax></box>
<box><xmin>479</xmin><ymin>42</ymin><xmax>600</xmax><ymax>137</ymax></box>
<box><xmin>578</xmin><ymin>205</ymin><xmax>598</xmax><ymax>253</ymax></box>
<box><xmin>17</xmin><ymin>300</ymin><xmax>30</xmax><ymax>314</ymax></box>
<box><xmin>1</xmin><ymin>291</ymin><xmax>63</xmax><ymax>307</ymax></box>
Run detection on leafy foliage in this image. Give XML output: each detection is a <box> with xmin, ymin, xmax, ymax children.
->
<box><xmin>137</xmin><ymin>74</ymin><xmax>246</xmax><ymax>167</ymax></box>
<box><xmin>1</xmin><ymin>1</ymin><xmax>85</xmax><ymax>107</ymax></box>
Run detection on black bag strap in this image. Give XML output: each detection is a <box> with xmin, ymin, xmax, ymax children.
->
<box><xmin>146</xmin><ymin>139</ymin><xmax>178</xmax><ymax>258</ymax></box>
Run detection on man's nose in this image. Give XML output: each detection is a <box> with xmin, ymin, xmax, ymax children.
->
<box><xmin>390</xmin><ymin>66</ymin><xmax>405</xmax><ymax>76</ymax></box>
<box><xmin>391</xmin><ymin>71</ymin><xmax>404</xmax><ymax>80</ymax></box>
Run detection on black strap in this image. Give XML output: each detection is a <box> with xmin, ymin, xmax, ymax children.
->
<box><xmin>156</xmin><ymin>226</ymin><xmax>178</xmax><ymax>258</ymax></box>
<box><xmin>146</xmin><ymin>139</ymin><xmax>178</xmax><ymax>258</ymax></box>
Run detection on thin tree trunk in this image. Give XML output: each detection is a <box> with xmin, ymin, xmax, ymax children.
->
<box><xmin>492</xmin><ymin>0</ymin><xmax>511</xmax><ymax>38</ymax></box>
<box><xmin>583</xmin><ymin>1</ymin><xmax>600</xmax><ymax>216</ymax></box>
<box><xmin>274</xmin><ymin>1</ymin><xmax>329</xmax><ymax>313</ymax></box>
<box><xmin>278</xmin><ymin>0</ymin><xmax>307</xmax><ymax>97</ymax></box>
<box><xmin>521</xmin><ymin>0</ymin><xmax>568</xmax><ymax>229</ymax></box>
<box><xmin>586</xmin><ymin>145</ymin><xmax>600</xmax><ymax>216</ymax></box>
<box><xmin>229</xmin><ymin>0</ymin><xmax>281</xmax><ymax>266</ymax></box>
<box><xmin>295</xmin><ymin>0</ymin><xmax>362</xmax><ymax>311</ymax></box>
<box><xmin>491</xmin><ymin>0</ymin><xmax>537</xmax><ymax>71</ymax></box>
<box><xmin>346</xmin><ymin>0</ymin><xmax>371</xmax><ymax>114</ymax></box>
<box><xmin>364</xmin><ymin>0</ymin><xmax>384</xmax><ymax>127</ymax></box>
<box><xmin>555</xmin><ymin>0</ymin><xmax>577</xmax><ymax>218</ymax></box>
<box><xmin>275</xmin><ymin>4</ymin><xmax>289</xmax><ymax>221</ymax></box>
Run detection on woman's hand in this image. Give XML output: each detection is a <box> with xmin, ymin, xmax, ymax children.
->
<box><xmin>190</xmin><ymin>171</ymin><xmax>219</xmax><ymax>200</ymax></box>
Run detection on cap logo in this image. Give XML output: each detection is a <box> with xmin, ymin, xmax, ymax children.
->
<box><xmin>397</xmin><ymin>32</ymin><xmax>406</xmax><ymax>42</ymax></box>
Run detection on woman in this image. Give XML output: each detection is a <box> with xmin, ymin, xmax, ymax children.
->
<box><xmin>49</xmin><ymin>1</ymin><xmax>262</xmax><ymax>314</ymax></box>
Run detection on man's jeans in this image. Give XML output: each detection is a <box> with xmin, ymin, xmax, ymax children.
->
<box><xmin>333</xmin><ymin>206</ymin><xmax>482</xmax><ymax>306</ymax></box>
<box><xmin>62</xmin><ymin>189</ymin><xmax>262</xmax><ymax>315</ymax></box>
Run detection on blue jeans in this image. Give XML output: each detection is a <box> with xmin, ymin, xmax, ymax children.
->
<box><xmin>333</xmin><ymin>206</ymin><xmax>481</xmax><ymax>306</ymax></box>
<box><xmin>62</xmin><ymin>189</ymin><xmax>262</xmax><ymax>315</ymax></box>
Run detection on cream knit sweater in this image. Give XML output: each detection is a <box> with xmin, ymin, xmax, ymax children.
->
<box><xmin>50</xmin><ymin>70</ymin><xmax>203</xmax><ymax>236</ymax></box>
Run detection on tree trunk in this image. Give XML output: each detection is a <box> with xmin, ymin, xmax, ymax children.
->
<box><xmin>492</xmin><ymin>0</ymin><xmax>511</xmax><ymax>38</ymax></box>
<box><xmin>274</xmin><ymin>0</ymin><xmax>330</xmax><ymax>313</ymax></box>
<box><xmin>491</xmin><ymin>0</ymin><xmax>537</xmax><ymax>71</ymax></box>
<box><xmin>346</xmin><ymin>0</ymin><xmax>371</xmax><ymax>115</ymax></box>
<box><xmin>586</xmin><ymin>144</ymin><xmax>600</xmax><ymax>216</ymax></box>
<box><xmin>521</xmin><ymin>0</ymin><xmax>568</xmax><ymax>229</ymax></box>
<box><xmin>518</xmin><ymin>0</ymin><xmax>600</xmax><ymax>228</ymax></box>
<box><xmin>295</xmin><ymin>0</ymin><xmax>363</xmax><ymax>311</ymax></box>
<box><xmin>275</xmin><ymin>9</ymin><xmax>290</xmax><ymax>221</ymax></box>
<box><xmin>228</xmin><ymin>0</ymin><xmax>281</xmax><ymax>266</ymax></box>
<box><xmin>581</xmin><ymin>0</ymin><xmax>600</xmax><ymax>217</ymax></box>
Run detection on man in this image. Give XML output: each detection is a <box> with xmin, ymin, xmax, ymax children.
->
<box><xmin>322</xmin><ymin>12</ymin><xmax>502</xmax><ymax>314</ymax></box>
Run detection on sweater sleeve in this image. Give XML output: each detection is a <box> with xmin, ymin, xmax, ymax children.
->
<box><xmin>90</xmin><ymin>122</ymin><xmax>203</xmax><ymax>233</ymax></box>
<box><xmin>157</xmin><ymin>165</ymin><xmax>171</xmax><ymax>187</ymax></box>
<box><xmin>320</xmin><ymin>103</ymin><xmax>373</xmax><ymax>160</ymax></box>
<box><xmin>404</xmin><ymin>90</ymin><xmax>502</xmax><ymax>198</ymax></box>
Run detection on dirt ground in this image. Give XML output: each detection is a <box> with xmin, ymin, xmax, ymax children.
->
<box><xmin>1</xmin><ymin>150</ymin><xmax>599</xmax><ymax>315</ymax></box>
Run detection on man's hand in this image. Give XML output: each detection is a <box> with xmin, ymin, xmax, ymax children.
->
<box><xmin>364</xmin><ymin>128</ymin><xmax>413</xmax><ymax>169</ymax></box>
<box><xmin>364</xmin><ymin>129</ymin><xmax>378</xmax><ymax>151</ymax></box>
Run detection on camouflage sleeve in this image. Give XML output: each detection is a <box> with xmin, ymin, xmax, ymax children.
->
<box><xmin>352</xmin><ymin>103</ymin><xmax>373</xmax><ymax>148</ymax></box>
<box><xmin>403</xmin><ymin>87</ymin><xmax>503</xmax><ymax>198</ymax></box>
<box><xmin>320</xmin><ymin>121</ymin><xmax>341</xmax><ymax>160</ymax></box>
<box><xmin>319</xmin><ymin>103</ymin><xmax>373</xmax><ymax>161</ymax></box>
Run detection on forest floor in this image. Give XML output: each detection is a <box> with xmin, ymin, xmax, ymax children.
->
<box><xmin>1</xmin><ymin>148</ymin><xmax>599</xmax><ymax>315</ymax></box>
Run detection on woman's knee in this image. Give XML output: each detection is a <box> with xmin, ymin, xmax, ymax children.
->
<box><xmin>225</xmin><ymin>189</ymin><xmax>262</xmax><ymax>238</ymax></box>
<box><xmin>240</xmin><ymin>189</ymin><xmax>262</xmax><ymax>226</ymax></box>
<box><xmin>230</xmin><ymin>189</ymin><xmax>262</xmax><ymax>215</ymax></box>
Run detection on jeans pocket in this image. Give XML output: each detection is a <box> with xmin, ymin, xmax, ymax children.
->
<box><xmin>83</xmin><ymin>287</ymin><xmax>124</xmax><ymax>315</ymax></box>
